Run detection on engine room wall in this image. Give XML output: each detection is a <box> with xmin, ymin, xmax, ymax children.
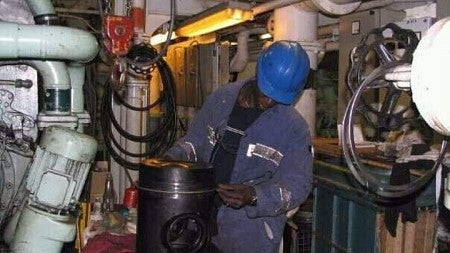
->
<box><xmin>165</xmin><ymin>40</ymin><xmax>230</xmax><ymax>107</ymax></box>
<box><xmin>437</xmin><ymin>0</ymin><xmax>450</xmax><ymax>20</ymax></box>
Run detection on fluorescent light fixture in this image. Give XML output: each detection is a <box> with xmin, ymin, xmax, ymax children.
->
<box><xmin>259</xmin><ymin>33</ymin><xmax>272</xmax><ymax>40</ymax></box>
<box><xmin>175</xmin><ymin>2</ymin><xmax>253</xmax><ymax>37</ymax></box>
<box><xmin>150</xmin><ymin>32</ymin><xmax>177</xmax><ymax>45</ymax></box>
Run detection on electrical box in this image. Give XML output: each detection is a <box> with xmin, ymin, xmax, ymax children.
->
<box><xmin>166</xmin><ymin>46</ymin><xmax>187</xmax><ymax>105</ymax></box>
<box><xmin>337</xmin><ymin>9</ymin><xmax>405</xmax><ymax>122</ymax></box>
<box><xmin>166</xmin><ymin>42</ymin><xmax>229</xmax><ymax>107</ymax></box>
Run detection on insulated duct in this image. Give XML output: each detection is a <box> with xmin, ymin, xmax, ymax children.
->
<box><xmin>0</xmin><ymin>22</ymin><xmax>98</xmax><ymax>63</ymax></box>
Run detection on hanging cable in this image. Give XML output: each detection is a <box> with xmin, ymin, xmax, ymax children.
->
<box><xmin>101</xmin><ymin>44</ymin><xmax>177</xmax><ymax>170</ymax></box>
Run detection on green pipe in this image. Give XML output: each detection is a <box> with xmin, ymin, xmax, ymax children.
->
<box><xmin>28</xmin><ymin>61</ymin><xmax>71</xmax><ymax>115</ymax></box>
<box><xmin>0</xmin><ymin>22</ymin><xmax>98</xmax><ymax>63</ymax></box>
<box><xmin>28</xmin><ymin>61</ymin><xmax>70</xmax><ymax>90</ymax></box>
<box><xmin>68</xmin><ymin>64</ymin><xmax>85</xmax><ymax>114</ymax></box>
<box><xmin>68</xmin><ymin>63</ymin><xmax>86</xmax><ymax>132</ymax></box>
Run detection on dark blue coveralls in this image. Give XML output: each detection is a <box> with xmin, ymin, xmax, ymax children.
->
<box><xmin>164</xmin><ymin>78</ymin><xmax>313</xmax><ymax>253</ymax></box>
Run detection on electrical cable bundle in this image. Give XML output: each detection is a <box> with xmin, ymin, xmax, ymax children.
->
<box><xmin>101</xmin><ymin>44</ymin><xmax>177</xmax><ymax>171</ymax></box>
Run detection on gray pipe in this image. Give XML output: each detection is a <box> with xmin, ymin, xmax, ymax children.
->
<box><xmin>0</xmin><ymin>22</ymin><xmax>98</xmax><ymax>63</ymax></box>
<box><xmin>230</xmin><ymin>30</ymin><xmax>250</xmax><ymax>73</ymax></box>
<box><xmin>25</xmin><ymin>0</ymin><xmax>55</xmax><ymax>17</ymax></box>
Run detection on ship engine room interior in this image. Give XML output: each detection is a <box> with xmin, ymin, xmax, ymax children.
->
<box><xmin>1</xmin><ymin>0</ymin><xmax>450</xmax><ymax>252</ymax></box>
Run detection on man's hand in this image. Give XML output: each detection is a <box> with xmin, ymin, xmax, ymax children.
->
<box><xmin>217</xmin><ymin>184</ymin><xmax>256</xmax><ymax>209</ymax></box>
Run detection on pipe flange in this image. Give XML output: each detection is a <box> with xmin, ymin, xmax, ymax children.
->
<box><xmin>34</xmin><ymin>14</ymin><xmax>59</xmax><ymax>25</ymax></box>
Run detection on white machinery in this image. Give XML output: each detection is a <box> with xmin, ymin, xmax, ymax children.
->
<box><xmin>0</xmin><ymin>0</ymin><xmax>99</xmax><ymax>252</ymax></box>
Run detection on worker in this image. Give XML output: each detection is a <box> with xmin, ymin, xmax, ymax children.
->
<box><xmin>163</xmin><ymin>40</ymin><xmax>313</xmax><ymax>252</ymax></box>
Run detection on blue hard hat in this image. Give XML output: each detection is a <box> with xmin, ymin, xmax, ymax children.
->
<box><xmin>257</xmin><ymin>41</ymin><xmax>310</xmax><ymax>105</ymax></box>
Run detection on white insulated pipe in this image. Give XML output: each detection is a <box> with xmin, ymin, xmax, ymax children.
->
<box><xmin>356</xmin><ymin>0</ymin><xmax>394</xmax><ymax>12</ymax></box>
<box><xmin>68</xmin><ymin>64</ymin><xmax>86</xmax><ymax>114</ymax></box>
<box><xmin>0</xmin><ymin>22</ymin><xmax>98</xmax><ymax>63</ymax></box>
<box><xmin>26</xmin><ymin>0</ymin><xmax>55</xmax><ymax>17</ymax></box>
<box><xmin>309</xmin><ymin>0</ymin><xmax>361</xmax><ymax>15</ymax></box>
<box><xmin>253</xmin><ymin>0</ymin><xmax>305</xmax><ymax>16</ymax></box>
<box><xmin>252</xmin><ymin>0</ymin><xmax>361</xmax><ymax>16</ymax></box>
<box><xmin>230</xmin><ymin>30</ymin><xmax>250</xmax><ymax>73</ymax></box>
<box><xmin>230</xmin><ymin>28</ymin><xmax>267</xmax><ymax>73</ymax></box>
<box><xmin>28</xmin><ymin>61</ymin><xmax>70</xmax><ymax>90</ymax></box>
<box><xmin>274</xmin><ymin>5</ymin><xmax>319</xmax><ymax>137</ymax></box>
<box><xmin>274</xmin><ymin>5</ymin><xmax>319</xmax><ymax>69</ymax></box>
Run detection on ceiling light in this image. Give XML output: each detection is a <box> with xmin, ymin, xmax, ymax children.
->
<box><xmin>149</xmin><ymin>32</ymin><xmax>177</xmax><ymax>45</ymax></box>
<box><xmin>259</xmin><ymin>33</ymin><xmax>272</xmax><ymax>40</ymax></box>
<box><xmin>175</xmin><ymin>2</ymin><xmax>253</xmax><ymax>37</ymax></box>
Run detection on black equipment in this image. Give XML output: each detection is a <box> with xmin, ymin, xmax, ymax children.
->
<box><xmin>137</xmin><ymin>159</ymin><xmax>216</xmax><ymax>253</ymax></box>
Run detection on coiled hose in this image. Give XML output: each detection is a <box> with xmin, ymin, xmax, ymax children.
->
<box><xmin>101</xmin><ymin>46</ymin><xmax>177</xmax><ymax>171</ymax></box>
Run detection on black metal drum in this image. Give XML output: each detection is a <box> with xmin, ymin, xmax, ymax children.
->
<box><xmin>137</xmin><ymin>159</ymin><xmax>216</xmax><ymax>253</ymax></box>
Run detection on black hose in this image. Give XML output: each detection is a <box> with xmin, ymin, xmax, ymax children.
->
<box><xmin>101</xmin><ymin>46</ymin><xmax>177</xmax><ymax>170</ymax></box>
<box><xmin>113</xmin><ymin>90</ymin><xmax>162</xmax><ymax>111</ymax></box>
